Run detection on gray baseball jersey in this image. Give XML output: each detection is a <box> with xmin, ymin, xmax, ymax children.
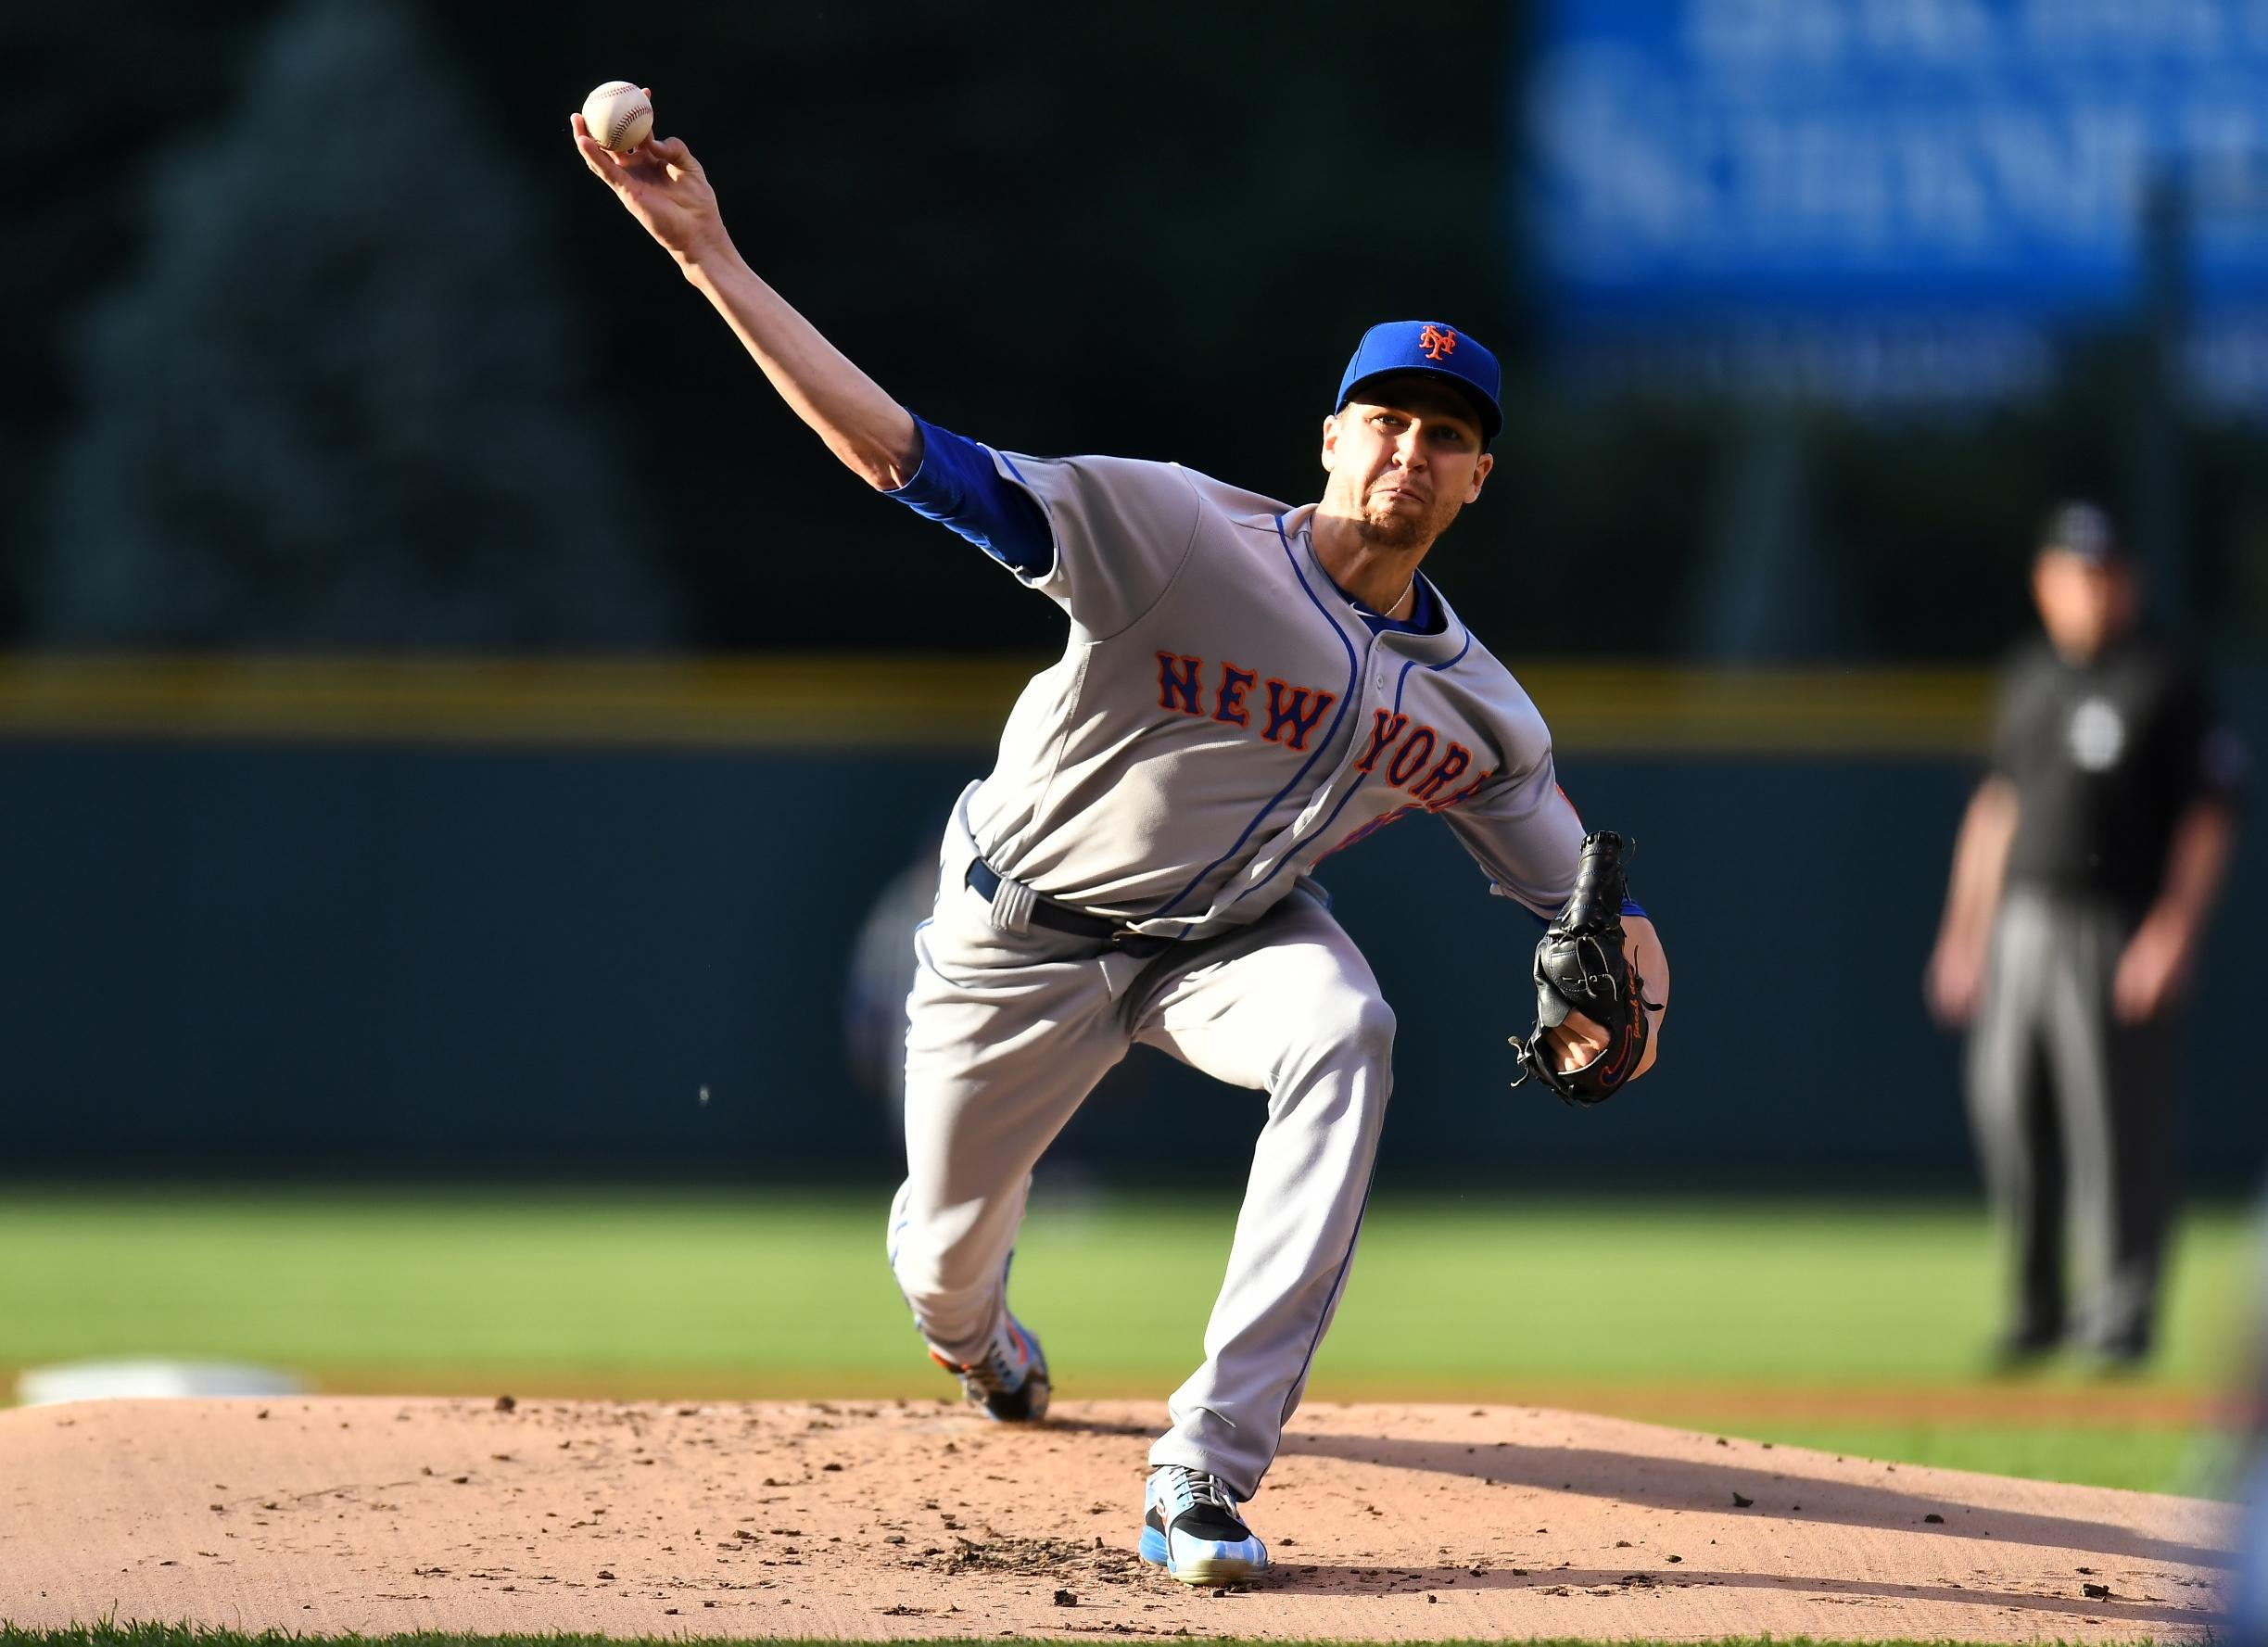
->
<box><xmin>889</xmin><ymin>448</ymin><xmax>1590</xmax><ymax>1501</ymax></box>
<box><xmin>965</xmin><ymin>451</ymin><xmax>1587</xmax><ymax>930</ymax></box>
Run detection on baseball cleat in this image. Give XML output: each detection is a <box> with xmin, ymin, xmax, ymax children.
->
<box><xmin>1138</xmin><ymin>1464</ymin><xmax>1267</xmax><ymax>1587</ymax></box>
<box><xmin>930</xmin><ymin>1312</ymin><xmax>1049</xmax><ymax>1423</ymax></box>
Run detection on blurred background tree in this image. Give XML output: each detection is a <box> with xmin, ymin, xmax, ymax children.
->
<box><xmin>30</xmin><ymin>0</ymin><xmax>675</xmax><ymax>648</ymax></box>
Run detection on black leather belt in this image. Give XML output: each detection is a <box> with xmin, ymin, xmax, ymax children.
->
<box><xmin>964</xmin><ymin>859</ymin><xmax>1176</xmax><ymax>956</ymax></box>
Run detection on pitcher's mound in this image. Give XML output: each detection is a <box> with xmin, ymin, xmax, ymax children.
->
<box><xmin>0</xmin><ymin>1396</ymin><xmax>2230</xmax><ymax>1641</ymax></box>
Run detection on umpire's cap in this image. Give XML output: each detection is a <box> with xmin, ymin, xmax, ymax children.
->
<box><xmin>2038</xmin><ymin>500</ymin><xmax>2124</xmax><ymax>564</ymax></box>
<box><xmin>1337</xmin><ymin>321</ymin><xmax>1503</xmax><ymax>447</ymax></box>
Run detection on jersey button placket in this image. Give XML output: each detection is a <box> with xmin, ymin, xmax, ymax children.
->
<box><xmin>1324</xmin><ymin>640</ymin><xmax>1395</xmax><ymax>801</ymax></box>
<box><xmin>1276</xmin><ymin>639</ymin><xmax>1379</xmax><ymax>844</ymax></box>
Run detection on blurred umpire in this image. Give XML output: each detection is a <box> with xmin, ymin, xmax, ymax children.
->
<box><xmin>1926</xmin><ymin>501</ymin><xmax>2245</xmax><ymax>1368</ymax></box>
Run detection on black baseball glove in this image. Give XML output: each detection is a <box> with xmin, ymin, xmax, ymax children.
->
<box><xmin>1508</xmin><ymin>830</ymin><xmax>1659</xmax><ymax>1106</ymax></box>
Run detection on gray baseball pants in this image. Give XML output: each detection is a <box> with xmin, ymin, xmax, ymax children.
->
<box><xmin>886</xmin><ymin>804</ymin><xmax>1393</xmax><ymax>1501</ymax></box>
<box><xmin>1967</xmin><ymin>884</ymin><xmax>2180</xmax><ymax>1356</ymax></box>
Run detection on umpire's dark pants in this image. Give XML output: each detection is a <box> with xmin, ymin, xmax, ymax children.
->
<box><xmin>1967</xmin><ymin>884</ymin><xmax>2180</xmax><ymax>1356</ymax></box>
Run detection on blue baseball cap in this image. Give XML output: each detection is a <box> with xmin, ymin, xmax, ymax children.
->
<box><xmin>1336</xmin><ymin>321</ymin><xmax>1502</xmax><ymax>446</ymax></box>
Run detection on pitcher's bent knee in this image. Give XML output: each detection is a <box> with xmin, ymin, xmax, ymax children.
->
<box><xmin>1278</xmin><ymin>987</ymin><xmax>1395</xmax><ymax>1085</ymax></box>
<box><xmin>1349</xmin><ymin>993</ymin><xmax>1396</xmax><ymax>1058</ymax></box>
<box><xmin>884</xmin><ymin>1179</ymin><xmax>1021</xmax><ymax>1355</ymax></box>
<box><xmin>888</xmin><ymin>1235</ymin><xmax>1003</xmax><ymax>1356</ymax></box>
<box><xmin>1322</xmin><ymin>989</ymin><xmax>1396</xmax><ymax>1063</ymax></box>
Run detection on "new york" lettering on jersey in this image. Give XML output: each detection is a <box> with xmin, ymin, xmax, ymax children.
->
<box><xmin>1157</xmin><ymin>652</ymin><xmax>1494</xmax><ymax>811</ymax></box>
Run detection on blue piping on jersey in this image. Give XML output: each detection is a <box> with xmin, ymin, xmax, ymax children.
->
<box><xmin>1143</xmin><ymin>514</ymin><xmax>1361</xmax><ymax>922</ymax></box>
<box><xmin>1426</xmin><ymin>630</ymin><xmax>1474</xmax><ymax>673</ymax></box>
<box><xmin>1281</xmin><ymin>1159</ymin><xmax>1378</xmax><ymax>1427</ymax></box>
<box><xmin>1235</xmin><ymin>622</ymin><xmax>1473</xmax><ymax>905</ymax></box>
<box><xmin>1233</xmin><ymin>655</ymin><xmax>1417</xmax><ymax>906</ymax></box>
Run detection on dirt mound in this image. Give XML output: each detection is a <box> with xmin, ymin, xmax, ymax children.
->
<box><xmin>0</xmin><ymin>1396</ymin><xmax>2232</xmax><ymax>1641</ymax></box>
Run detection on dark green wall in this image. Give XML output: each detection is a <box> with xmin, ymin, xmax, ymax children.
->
<box><xmin>5</xmin><ymin>736</ymin><xmax>2259</xmax><ymax>1189</ymax></box>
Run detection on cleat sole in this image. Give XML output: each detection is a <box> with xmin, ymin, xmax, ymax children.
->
<box><xmin>1138</xmin><ymin>1524</ymin><xmax>1265</xmax><ymax>1587</ymax></box>
<box><xmin>1171</xmin><ymin>1552</ymin><xmax>1265</xmax><ymax>1587</ymax></box>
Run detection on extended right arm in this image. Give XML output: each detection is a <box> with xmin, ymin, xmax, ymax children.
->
<box><xmin>572</xmin><ymin>111</ymin><xmax>1210</xmax><ymax>622</ymax></box>
<box><xmin>571</xmin><ymin>111</ymin><xmax>919</xmax><ymax>489</ymax></box>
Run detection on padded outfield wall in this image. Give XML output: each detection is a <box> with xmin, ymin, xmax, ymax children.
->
<box><xmin>2</xmin><ymin>655</ymin><xmax>2260</xmax><ymax>1189</ymax></box>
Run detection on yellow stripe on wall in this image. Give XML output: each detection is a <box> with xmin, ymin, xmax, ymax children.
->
<box><xmin>0</xmin><ymin>655</ymin><xmax>1992</xmax><ymax>758</ymax></box>
<box><xmin>1518</xmin><ymin>665</ymin><xmax>1992</xmax><ymax>756</ymax></box>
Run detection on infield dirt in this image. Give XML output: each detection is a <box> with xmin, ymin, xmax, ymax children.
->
<box><xmin>0</xmin><ymin>1396</ymin><xmax>2232</xmax><ymax>1641</ymax></box>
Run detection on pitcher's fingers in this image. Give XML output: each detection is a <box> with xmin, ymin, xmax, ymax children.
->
<box><xmin>646</xmin><ymin>135</ymin><xmax>698</xmax><ymax>175</ymax></box>
<box><xmin>572</xmin><ymin>128</ymin><xmax>632</xmax><ymax>184</ymax></box>
<box><xmin>1551</xmin><ymin>1018</ymin><xmax>1607</xmax><ymax>1075</ymax></box>
<box><xmin>1557</xmin><ymin>1007</ymin><xmax>1604</xmax><ymax>1045</ymax></box>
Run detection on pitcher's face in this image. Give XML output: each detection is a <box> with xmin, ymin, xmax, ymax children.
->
<box><xmin>1321</xmin><ymin>374</ymin><xmax>1492</xmax><ymax>551</ymax></box>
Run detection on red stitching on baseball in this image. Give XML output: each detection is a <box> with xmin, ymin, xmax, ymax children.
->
<box><xmin>596</xmin><ymin>92</ymin><xmax>648</xmax><ymax>149</ymax></box>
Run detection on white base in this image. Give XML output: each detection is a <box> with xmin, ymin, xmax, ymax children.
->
<box><xmin>16</xmin><ymin>1359</ymin><xmax>306</xmax><ymax>1405</ymax></box>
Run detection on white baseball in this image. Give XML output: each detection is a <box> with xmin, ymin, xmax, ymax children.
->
<box><xmin>582</xmin><ymin>81</ymin><xmax>653</xmax><ymax>152</ymax></box>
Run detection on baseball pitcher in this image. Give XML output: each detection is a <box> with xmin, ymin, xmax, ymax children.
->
<box><xmin>574</xmin><ymin>105</ymin><xmax>1670</xmax><ymax>1588</ymax></box>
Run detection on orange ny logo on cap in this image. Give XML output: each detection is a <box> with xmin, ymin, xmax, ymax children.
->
<box><xmin>1418</xmin><ymin>323</ymin><xmax>1457</xmax><ymax>360</ymax></box>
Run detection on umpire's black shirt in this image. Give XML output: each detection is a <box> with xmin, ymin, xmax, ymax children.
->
<box><xmin>1990</xmin><ymin>629</ymin><xmax>2239</xmax><ymax>920</ymax></box>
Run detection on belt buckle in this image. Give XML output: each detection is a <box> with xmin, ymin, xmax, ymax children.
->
<box><xmin>1109</xmin><ymin>922</ymin><xmax>1172</xmax><ymax>957</ymax></box>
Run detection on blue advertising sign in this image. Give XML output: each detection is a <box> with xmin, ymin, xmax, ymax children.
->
<box><xmin>1529</xmin><ymin>0</ymin><xmax>2268</xmax><ymax>324</ymax></box>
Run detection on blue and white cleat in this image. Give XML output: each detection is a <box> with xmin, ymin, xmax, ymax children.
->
<box><xmin>1138</xmin><ymin>1464</ymin><xmax>1268</xmax><ymax>1587</ymax></box>
<box><xmin>929</xmin><ymin>1312</ymin><xmax>1050</xmax><ymax>1423</ymax></box>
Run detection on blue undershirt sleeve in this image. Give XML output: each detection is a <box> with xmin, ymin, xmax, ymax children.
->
<box><xmin>881</xmin><ymin>413</ymin><xmax>1054</xmax><ymax>575</ymax></box>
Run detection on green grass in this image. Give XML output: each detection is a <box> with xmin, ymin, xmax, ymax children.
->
<box><xmin>0</xmin><ymin>1185</ymin><xmax>2253</xmax><ymax>1493</ymax></box>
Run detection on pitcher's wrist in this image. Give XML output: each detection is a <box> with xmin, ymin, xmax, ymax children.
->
<box><xmin>675</xmin><ymin>230</ymin><xmax>744</xmax><ymax>279</ymax></box>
